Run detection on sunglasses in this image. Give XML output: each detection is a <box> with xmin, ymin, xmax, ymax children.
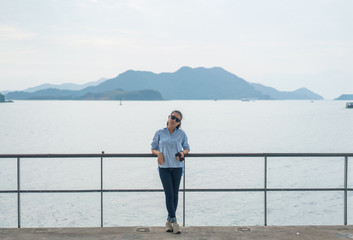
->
<box><xmin>170</xmin><ymin>115</ymin><xmax>181</xmax><ymax>123</ymax></box>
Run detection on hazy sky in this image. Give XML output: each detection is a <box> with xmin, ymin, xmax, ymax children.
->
<box><xmin>0</xmin><ymin>0</ymin><xmax>352</xmax><ymax>99</ymax></box>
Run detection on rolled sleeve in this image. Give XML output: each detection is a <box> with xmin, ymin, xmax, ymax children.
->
<box><xmin>182</xmin><ymin>133</ymin><xmax>190</xmax><ymax>150</ymax></box>
<box><xmin>151</xmin><ymin>131</ymin><xmax>160</xmax><ymax>150</ymax></box>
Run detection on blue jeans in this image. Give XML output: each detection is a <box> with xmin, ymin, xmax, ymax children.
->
<box><xmin>158</xmin><ymin>167</ymin><xmax>183</xmax><ymax>223</ymax></box>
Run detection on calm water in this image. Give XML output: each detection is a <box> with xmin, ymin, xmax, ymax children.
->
<box><xmin>0</xmin><ymin>100</ymin><xmax>353</xmax><ymax>227</ymax></box>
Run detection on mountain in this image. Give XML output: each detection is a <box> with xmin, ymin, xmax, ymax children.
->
<box><xmin>251</xmin><ymin>83</ymin><xmax>324</xmax><ymax>100</ymax></box>
<box><xmin>79</xmin><ymin>66</ymin><xmax>269</xmax><ymax>100</ymax></box>
<box><xmin>335</xmin><ymin>94</ymin><xmax>353</xmax><ymax>100</ymax></box>
<box><xmin>292</xmin><ymin>88</ymin><xmax>324</xmax><ymax>100</ymax></box>
<box><xmin>4</xmin><ymin>66</ymin><xmax>324</xmax><ymax>100</ymax></box>
<box><xmin>23</xmin><ymin>78</ymin><xmax>107</xmax><ymax>92</ymax></box>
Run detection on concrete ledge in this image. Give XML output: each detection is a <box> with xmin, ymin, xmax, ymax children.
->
<box><xmin>0</xmin><ymin>225</ymin><xmax>353</xmax><ymax>240</ymax></box>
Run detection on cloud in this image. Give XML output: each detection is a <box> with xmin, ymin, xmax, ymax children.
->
<box><xmin>78</xmin><ymin>0</ymin><xmax>147</xmax><ymax>12</ymax></box>
<box><xmin>0</xmin><ymin>25</ymin><xmax>35</xmax><ymax>41</ymax></box>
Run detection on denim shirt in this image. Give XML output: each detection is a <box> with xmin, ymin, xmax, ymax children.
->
<box><xmin>151</xmin><ymin>128</ymin><xmax>190</xmax><ymax>168</ymax></box>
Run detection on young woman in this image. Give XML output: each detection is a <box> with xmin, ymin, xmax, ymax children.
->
<box><xmin>151</xmin><ymin>110</ymin><xmax>190</xmax><ymax>234</ymax></box>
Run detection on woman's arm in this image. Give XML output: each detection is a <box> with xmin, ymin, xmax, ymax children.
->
<box><xmin>151</xmin><ymin>149</ymin><xmax>159</xmax><ymax>155</ymax></box>
<box><xmin>183</xmin><ymin>149</ymin><xmax>190</xmax><ymax>155</ymax></box>
<box><xmin>152</xmin><ymin>149</ymin><xmax>164</xmax><ymax>165</ymax></box>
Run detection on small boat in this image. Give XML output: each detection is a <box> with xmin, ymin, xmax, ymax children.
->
<box><xmin>346</xmin><ymin>102</ymin><xmax>353</xmax><ymax>108</ymax></box>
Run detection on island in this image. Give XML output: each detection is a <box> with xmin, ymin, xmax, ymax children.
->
<box><xmin>3</xmin><ymin>67</ymin><xmax>325</xmax><ymax>101</ymax></box>
<box><xmin>335</xmin><ymin>94</ymin><xmax>353</xmax><ymax>100</ymax></box>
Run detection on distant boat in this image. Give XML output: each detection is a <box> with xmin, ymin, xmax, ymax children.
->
<box><xmin>346</xmin><ymin>102</ymin><xmax>353</xmax><ymax>108</ymax></box>
<box><xmin>241</xmin><ymin>98</ymin><xmax>250</xmax><ymax>102</ymax></box>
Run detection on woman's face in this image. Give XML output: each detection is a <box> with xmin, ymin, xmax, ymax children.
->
<box><xmin>168</xmin><ymin>112</ymin><xmax>181</xmax><ymax>128</ymax></box>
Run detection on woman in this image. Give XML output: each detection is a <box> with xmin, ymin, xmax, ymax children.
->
<box><xmin>151</xmin><ymin>110</ymin><xmax>190</xmax><ymax>234</ymax></box>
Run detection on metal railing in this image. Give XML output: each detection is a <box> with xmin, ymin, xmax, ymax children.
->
<box><xmin>0</xmin><ymin>153</ymin><xmax>352</xmax><ymax>228</ymax></box>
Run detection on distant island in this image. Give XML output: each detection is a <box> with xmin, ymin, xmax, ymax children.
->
<box><xmin>22</xmin><ymin>78</ymin><xmax>107</xmax><ymax>92</ymax></box>
<box><xmin>335</xmin><ymin>94</ymin><xmax>353</xmax><ymax>100</ymax></box>
<box><xmin>5</xmin><ymin>88</ymin><xmax>162</xmax><ymax>101</ymax></box>
<box><xmin>0</xmin><ymin>92</ymin><xmax>14</xmax><ymax>103</ymax></box>
<box><xmin>4</xmin><ymin>67</ymin><xmax>325</xmax><ymax>101</ymax></box>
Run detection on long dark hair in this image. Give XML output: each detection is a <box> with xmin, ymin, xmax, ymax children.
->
<box><xmin>167</xmin><ymin>110</ymin><xmax>183</xmax><ymax>129</ymax></box>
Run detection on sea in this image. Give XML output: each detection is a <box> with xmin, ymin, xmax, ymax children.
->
<box><xmin>0</xmin><ymin>100</ymin><xmax>352</xmax><ymax>228</ymax></box>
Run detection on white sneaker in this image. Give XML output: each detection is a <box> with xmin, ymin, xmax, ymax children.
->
<box><xmin>172</xmin><ymin>222</ymin><xmax>180</xmax><ymax>234</ymax></box>
<box><xmin>165</xmin><ymin>221</ymin><xmax>173</xmax><ymax>232</ymax></box>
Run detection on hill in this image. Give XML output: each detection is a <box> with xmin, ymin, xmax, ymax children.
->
<box><xmin>23</xmin><ymin>78</ymin><xmax>107</xmax><ymax>92</ymax></box>
<box><xmin>6</xmin><ymin>88</ymin><xmax>162</xmax><ymax>100</ymax></box>
<box><xmin>4</xmin><ymin>66</ymin><xmax>324</xmax><ymax>100</ymax></box>
<box><xmin>251</xmin><ymin>83</ymin><xmax>323</xmax><ymax>100</ymax></box>
<box><xmin>80</xmin><ymin>66</ymin><xmax>269</xmax><ymax>100</ymax></box>
<box><xmin>335</xmin><ymin>94</ymin><xmax>353</xmax><ymax>100</ymax></box>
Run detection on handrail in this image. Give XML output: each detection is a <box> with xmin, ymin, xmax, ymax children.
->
<box><xmin>1</xmin><ymin>153</ymin><xmax>353</xmax><ymax>158</ymax></box>
<box><xmin>0</xmin><ymin>153</ymin><xmax>352</xmax><ymax>228</ymax></box>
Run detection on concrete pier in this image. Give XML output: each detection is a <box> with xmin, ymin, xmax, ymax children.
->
<box><xmin>1</xmin><ymin>225</ymin><xmax>353</xmax><ymax>240</ymax></box>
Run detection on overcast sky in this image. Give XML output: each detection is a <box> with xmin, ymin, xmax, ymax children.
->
<box><xmin>0</xmin><ymin>0</ymin><xmax>352</xmax><ymax>99</ymax></box>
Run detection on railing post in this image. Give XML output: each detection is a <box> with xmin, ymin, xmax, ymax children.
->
<box><xmin>17</xmin><ymin>157</ymin><xmax>21</xmax><ymax>228</ymax></box>
<box><xmin>183</xmin><ymin>159</ymin><xmax>186</xmax><ymax>227</ymax></box>
<box><xmin>344</xmin><ymin>156</ymin><xmax>348</xmax><ymax>225</ymax></box>
<box><xmin>101</xmin><ymin>151</ymin><xmax>104</xmax><ymax>227</ymax></box>
<box><xmin>264</xmin><ymin>155</ymin><xmax>268</xmax><ymax>226</ymax></box>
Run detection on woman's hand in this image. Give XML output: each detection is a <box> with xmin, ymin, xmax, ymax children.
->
<box><xmin>176</xmin><ymin>151</ymin><xmax>184</xmax><ymax>161</ymax></box>
<box><xmin>157</xmin><ymin>152</ymin><xmax>164</xmax><ymax>165</ymax></box>
<box><xmin>176</xmin><ymin>150</ymin><xmax>189</xmax><ymax>161</ymax></box>
<box><xmin>152</xmin><ymin>149</ymin><xmax>164</xmax><ymax>165</ymax></box>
